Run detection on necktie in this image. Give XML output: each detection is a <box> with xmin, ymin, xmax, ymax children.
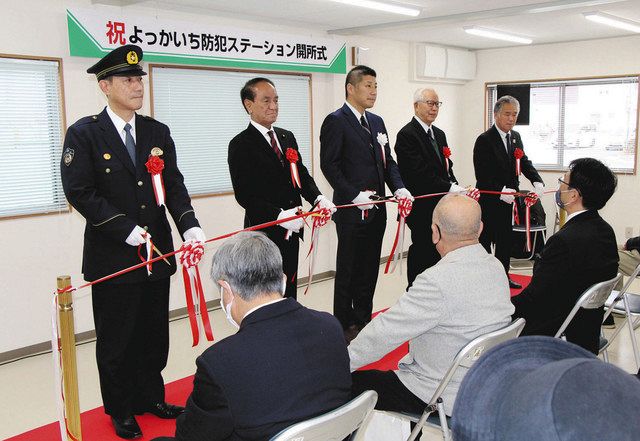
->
<box><xmin>268</xmin><ymin>130</ymin><xmax>283</xmax><ymax>165</ymax></box>
<box><xmin>506</xmin><ymin>133</ymin><xmax>513</xmax><ymax>156</ymax></box>
<box><xmin>124</xmin><ymin>123</ymin><xmax>136</xmax><ymax>166</ymax></box>
<box><xmin>360</xmin><ymin>115</ymin><xmax>371</xmax><ymax>135</ymax></box>
<box><xmin>427</xmin><ymin>128</ymin><xmax>443</xmax><ymax>163</ymax></box>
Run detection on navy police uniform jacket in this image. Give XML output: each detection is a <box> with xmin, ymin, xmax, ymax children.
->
<box><xmin>61</xmin><ymin>107</ymin><xmax>199</xmax><ymax>284</ymax></box>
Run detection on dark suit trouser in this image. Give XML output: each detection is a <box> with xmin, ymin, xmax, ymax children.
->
<box><xmin>407</xmin><ymin>222</ymin><xmax>440</xmax><ymax>288</ymax></box>
<box><xmin>92</xmin><ymin>278</ymin><xmax>170</xmax><ymax>418</ymax></box>
<box><xmin>351</xmin><ymin>370</ymin><xmax>427</xmax><ymax>414</ymax></box>
<box><xmin>480</xmin><ymin>200</ymin><xmax>513</xmax><ymax>274</ymax></box>
<box><xmin>265</xmin><ymin>228</ymin><xmax>299</xmax><ymax>299</ymax></box>
<box><xmin>334</xmin><ymin>214</ymin><xmax>386</xmax><ymax>329</ymax></box>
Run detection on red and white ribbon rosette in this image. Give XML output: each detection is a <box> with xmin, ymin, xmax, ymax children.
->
<box><xmin>136</xmin><ymin>233</ymin><xmax>153</xmax><ymax>276</ymax></box>
<box><xmin>514</xmin><ymin>148</ymin><xmax>524</xmax><ymax>176</ymax></box>
<box><xmin>524</xmin><ymin>192</ymin><xmax>539</xmax><ymax>252</ymax></box>
<box><xmin>180</xmin><ymin>240</ymin><xmax>214</xmax><ymax>346</ymax></box>
<box><xmin>304</xmin><ymin>207</ymin><xmax>332</xmax><ymax>295</ymax></box>
<box><xmin>376</xmin><ymin>132</ymin><xmax>388</xmax><ymax>168</ymax></box>
<box><xmin>145</xmin><ymin>154</ymin><xmax>166</xmax><ymax>207</ymax></box>
<box><xmin>384</xmin><ymin>197</ymin><xmax>413</xmax><ymax>274</ymax></box>
<box><xmin>442</xmin><ymin>146</ymin><xmax>451</xmax><ymax>173</ymax></box>
<box><xmin>285</xmin><ymin>148</ymin><xmax>302</xmax><ymax>189</ymax></box>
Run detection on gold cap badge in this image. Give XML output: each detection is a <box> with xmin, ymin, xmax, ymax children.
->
<box><xmin>127</xmin><ymin>51</ymin><xmax>138</xmax><ymax>65</ymax></box>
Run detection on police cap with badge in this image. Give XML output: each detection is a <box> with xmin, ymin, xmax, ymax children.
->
<box><xmin>87</xmin><ymin>44</ymin><xmax>147</xmax><ymax>81</ymax></box>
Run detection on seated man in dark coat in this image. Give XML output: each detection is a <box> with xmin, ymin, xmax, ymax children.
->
<box><xmin>512</xmin><ymin>158</ymin><xmax>618</xmax><ymax>354</ymax></box>
<box><xmin>153</xmin><ymin>231</ymin><xmax>352</xmax><ymax>441</ymax></box>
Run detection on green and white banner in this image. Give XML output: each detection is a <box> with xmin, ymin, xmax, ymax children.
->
<box><xmin>67</xmin><ymin>8</ymin><xmax>346</xmax><ymax>74</ymax></box>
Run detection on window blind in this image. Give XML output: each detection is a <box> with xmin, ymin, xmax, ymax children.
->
<box><xmin>151</xmin><ymin>67</ymin><xmax>312</xmax><ymax>195</ymax></box>
<box><xmin>0</xmin><ymin>57</ymin><xmax>65</xmax><ymax>217</ymax></box>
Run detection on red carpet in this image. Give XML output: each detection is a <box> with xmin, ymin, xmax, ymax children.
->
<box><xmin>10</xmin><ymin>274</ymin><xmax>531</xmax><ymax>440</ymax></box>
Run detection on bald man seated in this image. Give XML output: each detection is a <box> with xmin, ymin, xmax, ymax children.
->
<box><xmin>348</xmin><ymin>194</ymin><xmax>515</xmax><ymax>416</ymax></box>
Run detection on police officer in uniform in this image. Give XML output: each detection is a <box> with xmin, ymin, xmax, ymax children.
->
<box><xmin>61</xmin><ymin>45</ymin><xmax>205</xmax><ymax>439</ymax></box>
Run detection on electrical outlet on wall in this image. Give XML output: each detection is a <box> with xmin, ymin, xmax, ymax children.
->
<box><xmin>625</xmin><ymin>227</ymin><xmax>634</xmax><ymax>239</ymax></box>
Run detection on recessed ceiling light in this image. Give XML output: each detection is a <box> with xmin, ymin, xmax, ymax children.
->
<box><xmin>583</xmin><ymin>12</ymin><xmax>640</xmax><ymax>33</ymax></box>
<box><xmin>463</xmin><ymin>26</ymin><xmax>533</xmax><ymax>44</ymax></box>
<box><xmin>330</xmin><ymin>0</ymin><xmax>421</xmax><ymax>17</ymax></box>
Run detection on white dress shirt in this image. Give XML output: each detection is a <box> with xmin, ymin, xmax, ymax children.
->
<box><xmin>250</xmin><ymin>120</ymin><xmax>282</xmax><ymax>154</ymax></box>
<box><xmin>106</xmin><ymin>106</ymin><xmax>136</xmax><ymax>145</ymax></box>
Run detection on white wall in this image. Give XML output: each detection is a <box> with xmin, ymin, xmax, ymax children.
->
<box><xmin>456</xmin><ymin>36</ymin><xmax>640</xmax><ymax>238</ymax></box>
<box><xmin>0</xmin><ymin>0</ymin><xmax>455</xmax><ymax>353</ymax></box>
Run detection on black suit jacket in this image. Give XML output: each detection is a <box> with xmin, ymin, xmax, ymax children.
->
<box><xmin>61</xmin><ymin>108</ymin><xmax>199</xmax><ymax>283</ymax></box>
<box><xmin>512</xmin><ymin>210</ymin><xmax>619</xmax><ymax>353</ymax></box>
<box><xmin>395</xmin><ymin>118</ymin><xmax>457</xmax><ymax>230</ymax></box>
<box><xmin>173</xmin><ymin>299</ymin><xmax>352</xmax><ymax>441</ymax></box>
<box><xmin>474</xmin><ymin>125</ymin><xmax>542</xmax><ymax>202</ymax></box>
<box><xmin>228</xmin><ymin>124</ymin><xmax>320</xmax><ymax>239</ymax></box>
<box><xmin>320</xmin><ymin>104</ymin><xmax>404</xmax><ymax>224</ymax></box>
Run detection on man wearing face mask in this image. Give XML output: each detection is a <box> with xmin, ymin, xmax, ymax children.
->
<box><xmin>348</xmin><ymin>195</ymin><xmax>513</xmax><ymax>416</ymax></box>
<box><xmin>512</xmin><ymin>158</ymin><xmax>618</xmax><ymax>354</ymax></box>
<box><xmin>152</xmin><ymin>231</ymin><xmax>351</xmax><ymax>441</ymax></box>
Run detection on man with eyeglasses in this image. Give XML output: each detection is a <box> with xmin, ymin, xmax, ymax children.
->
<box><xmin>511</xmin><ymin>158</ymin><xmax>618</xmax><ymax>354</ymax></box>
<box><xmin>395</xmin><ymin>88</ymin><xmax>478</xmax><ymax>287</ymax></box>
<box><xmin>474</xmin><ymin>95</ymin><xmax>545</xmax><ymax>289</ymax></box>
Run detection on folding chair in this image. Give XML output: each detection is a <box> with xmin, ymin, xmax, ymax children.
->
<box><xmin>388</xmin><ymin>318</ymin><xmax>526</xmax><ymax>441</ymax></box>
<box><xmin>510</xmin><ymin>224</ymin><xmax>547</xmax><ymax>269</ymax></box>
<box><xmin>600</xmin><ymin>263</ymin><xmax>640</xmax><ymax>369</ymax></box>
<box><xmin>269</xmin><ymin>390</ymin><xmax>378</xmax><ymax>441</ymax></box>
<box><xmin>553</xmin><ymin>273</ymin><xmax>621</xmax><ymax>342</ymax></box>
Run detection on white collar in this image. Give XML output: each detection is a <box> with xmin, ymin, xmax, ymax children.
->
<box><xmin>250</xmin><ymin>119</ymin><xmax>274</xmax><ymax>136</ymax></box>
<box><xmin>345</xmin><ymin>101</ymin><xmax>366</xmax><ymax>123</ymax></box>
<box><xmin>414</xmin><ymin>116</ymin><xmax>434</xmax><ymax>137</ymax></box>
<box><xmin>106</xmin><ymin>105</ymin><xmax>135</xmax><ymax>136</ymax></box>
<box><xmin>566</xmin><ymin>209</ymin><xmax>588</xmax><ymax>223</ymax></box>
<box><xmin>243</xmin><ymin>297</ymin><xmax>286</xmax><ymax>320</ymax></box>
<box><xmin>495</xmin><ymin>124</ymin><xmax>509</xmax><ymax>139</ymax></box>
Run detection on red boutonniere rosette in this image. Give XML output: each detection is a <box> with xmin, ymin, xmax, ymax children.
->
<box><xmin>145</xmin><ymin>153</ymin><xmax>165</xmax><ymax>206</ymax></box>
<box><xmin>285</xmin><ymin>148</ymin><xmax>301</xmax><ymax>188</ymax></box>
<box><xmin>442</xmin><ymin>146</ymin><xmax>451</xmax><ymax>172</ymax></box>
<box><xmin>514</xmin><ymin>147</ymin><xmax>524</xmax><ymax>175</ymax></box>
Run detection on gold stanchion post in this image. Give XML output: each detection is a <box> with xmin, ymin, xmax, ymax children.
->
<box><xmin>57</xmin><ymin>276</ymin><xmax>83</xmax><ymax>441</ymax></box>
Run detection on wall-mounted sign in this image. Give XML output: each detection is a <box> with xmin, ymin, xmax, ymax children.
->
<box><xmin>67</xmin><ymin>8</ymin><xmax>346</xmax><ymax>74</ymax></box>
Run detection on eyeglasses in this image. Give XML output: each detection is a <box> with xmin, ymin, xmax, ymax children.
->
<box><xmin>420</xmin><ymin>100</ymin><xmax>443</xmax><ymax>108</ymax></box>
<box><xmin>557</xmin><ymin>178</ymin><xmax>571</xmax><ymax>187</ymax></box>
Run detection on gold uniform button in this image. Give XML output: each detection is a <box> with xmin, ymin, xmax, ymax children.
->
<box><xmin>137</xmin><ymin>181</ymin><xmax>143</xmax><ymax>186</ymax></box>
<box><xmin>105</xmin><ymin>168</ymin><xmax>111</xmax><ymax>173</ymax></box>
<box><xmin>141</xmin><ymin>204</ymin><xmax>146</xmax><ymax>209</ymax></box>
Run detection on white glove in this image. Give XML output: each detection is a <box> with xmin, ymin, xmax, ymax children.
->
<box><xmin>184</xmin><ymin>226</ymin><xmax>206</xmax><ymax>243</ymax></box>
<box><xmin>394</xmin><ymin>188</ymin><xmax>414</xmax><ymax>201</ymax></box>
<box><xmin>278</xmin><ymin>207</ymin><xmax>304</xmax><ymax>232</ymax></box>
<box><xmin>500</xmin><ymin>186</ymin><xmax>515</xmax><ymax>204</ymax></box>
<box><xmin>125</xmin><ymin>225</ymin><xmax>149</xmax><ymax>246</ymax></box>
<box><xmin>533</xmin><ymin>182</ymin><xmax>545</xmax><ymax>192</ymax></box>
<box><xmin>353</xmin><ymin>191</ymin><xmax>375</xmax><ymax>211</ymax></box>
<box><xmin>449</xmin><ymin>183</ymin><xmax>466</xmax><ymax>193</ymax></box>
<box><xmin>315</xmin><ymin>195</ymin><xmax>337</xmax><ymax>214</ymax></box>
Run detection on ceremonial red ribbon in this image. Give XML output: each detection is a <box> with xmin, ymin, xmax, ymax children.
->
<box><xmin>384</xmin><ymin>197</ymin><xmax>413</xmax><ymax>274</ymax></box>
<box><xmin>304</xmin><ymin>208</ymin><xmax>332</xmax><ymax>295</ymax></box>
<box><xmin>514</xmin><ymin>148</ymin><xmax>524</xmax><ymax>176</ymax></box>
<box><xmin>180</xmin><ymin>240</ymin><xmax>213</xmax><ymax>346</ymax></box>
<box><xmin>285</xmin><ymin>148</ymin><xmax>301</xmax><ymax>188</ymax></box>
<box><xmin>524</xmin><ymin>192</ymin><xmax>539</xmax><ymax>252</ymax></box>
<box><xmin>146</xmin><ymin>155</ymin><xmax>166</xmax><ymax>206</ymax></box>
<box><xmin>442</xmin><ymin>146</ymin><xmax>451</xmax><ymax>173</ymax></box>
<box><xmin>136</xmin><ymin>237</ymin><xmax>153</xmax><ymax>274</ymax></box>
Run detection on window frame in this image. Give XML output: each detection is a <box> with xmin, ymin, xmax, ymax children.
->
<box><xmin>0</xmin><ymin>53</ymin><xmax>69</xmax><ymax>221</ymax></box>
<box><xmin>485</xmin><ymin>74</ymin><xmax>640</xmax><ymax>175</ymax></box>
<box><xmin>148</xmin><ymin>63</ymin><xmax>315</xmax><ymax>199</ymax></box>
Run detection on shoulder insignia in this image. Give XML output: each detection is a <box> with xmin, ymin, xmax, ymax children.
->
<box><xmin>63</xmin><ymin>147</ymin><xmax>75</xmax><ymax>166</ymax></box>
<box><xmin>75</xmin><ymin>115</ymin><xmax>99</xmax><ymax>126</ymax></box>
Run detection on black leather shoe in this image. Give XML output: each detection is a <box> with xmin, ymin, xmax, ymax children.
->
<box><xmin>508</xmin><ymin>278</ymin><xmax>522</xmax><ymax>289</ymax></box>
<box><xmin>111</xmin><ymin>416</ymin><xmax>142</xmax><ymax>439</ymax></box>
<box><xmin>136</xmin><ymin>402</ymin><xmax>185</xmax><ymax>419</ymax></box>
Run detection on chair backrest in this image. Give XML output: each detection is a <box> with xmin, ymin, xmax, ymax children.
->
<box><xmin>427</xmin><ymin>318</ymin><xmax>526</xmax><ymax>405</ymax></box>
<box><xmin>269</xmin><ymin>390</ymin><xmax>378</xmax><ymax>441</ymax></box>
<box><xmin>554</xmin><ymin>273</ymin><xmax>622</xmax><ymax>338</ymax></box>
